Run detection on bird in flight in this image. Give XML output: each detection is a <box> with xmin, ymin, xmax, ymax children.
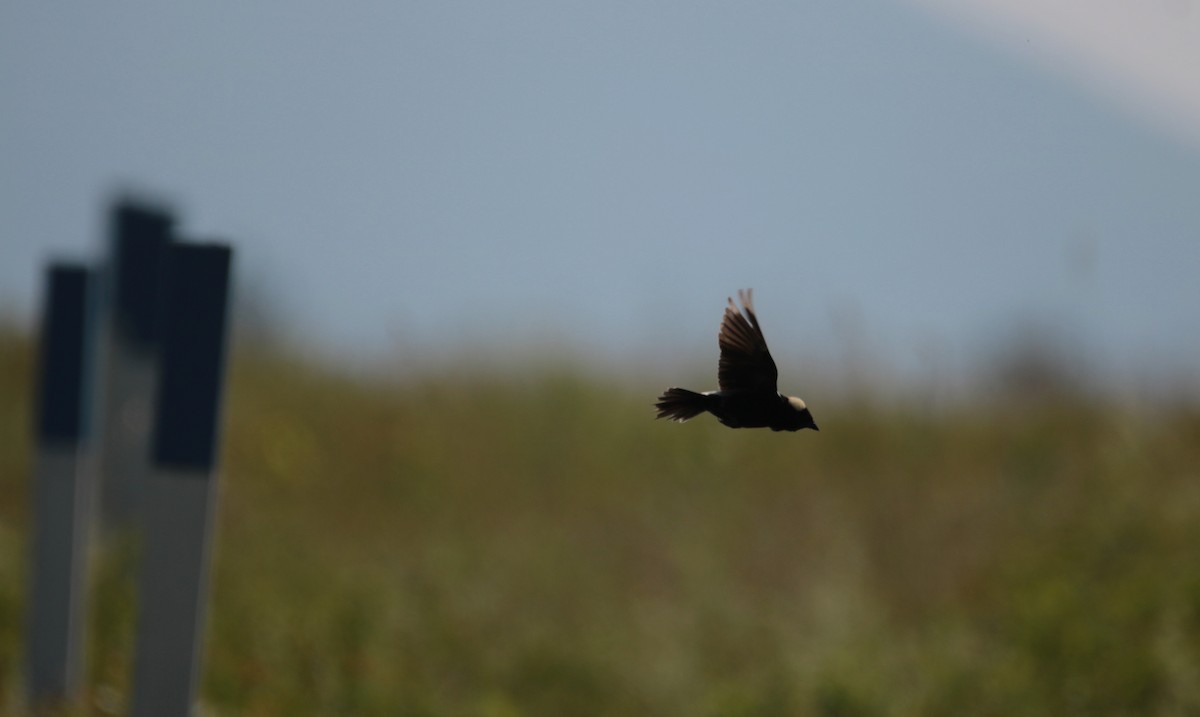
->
<box><xmin>655</xmin><ymin>289</ymin><xmax>818</xmax><ymax>432</ymax></box>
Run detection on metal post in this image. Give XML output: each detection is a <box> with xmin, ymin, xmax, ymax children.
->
<box><xmin>129</xmin><ymin>243</ymin><xmax>233</xmax><ymax>717</ymax></box>
<box><xmin>27</xmin><ymin>264</ymin><xmax>95</xmax><ymax>708</ymax></box>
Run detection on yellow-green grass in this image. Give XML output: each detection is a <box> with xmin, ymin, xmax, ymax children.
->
<box><xmin>3</xmin><ymin>325</ymin><xmax>1200</xmax><ymax>716</ymax></box>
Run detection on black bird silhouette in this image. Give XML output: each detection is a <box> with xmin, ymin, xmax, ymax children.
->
<box><xmin>655</xmin><ymin>289</ymin><xmax>818</xmax><ymax>432</ymax></box>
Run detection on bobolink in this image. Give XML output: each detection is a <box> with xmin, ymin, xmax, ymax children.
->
<box><xmin>655</xmin><ymin>289</ymin><xmax>818</xmax><ymax>432</ymax></box>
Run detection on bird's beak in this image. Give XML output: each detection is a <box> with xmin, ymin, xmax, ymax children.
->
<box><xmin>811</xmin><ymin>422</ymin><xmax>820</xmax><ymax>431</ymax></box>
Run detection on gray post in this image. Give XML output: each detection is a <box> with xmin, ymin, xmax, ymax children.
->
<box><xmin>94</xmin><ymin>201</ymin><xmax>174</xmax><ymax>534</ymax></box>
<box><xmin>130</xmin><ymin>243</ymin><xmax>233</xmax><ymax>717</ymax></box>
<box><xmin>27</xmin><ymin>264</ymin><xmax>95</xmax><ymax>709</ymax></box>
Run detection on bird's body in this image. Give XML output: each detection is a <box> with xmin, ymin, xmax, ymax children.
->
<box><xmin>655</xmin><ymin>289</ymin><xmax>818</xmax><ymax>432</ymax></box>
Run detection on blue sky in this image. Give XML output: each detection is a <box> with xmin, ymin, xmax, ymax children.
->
<box><xmin>3</xmin><ymin>2</ymin><xmax>1198</xmax><ymax>392</ymax></box>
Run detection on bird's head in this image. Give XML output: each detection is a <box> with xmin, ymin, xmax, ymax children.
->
<box><xmin>785</xmin><ymin>396</ymin><xmax>819</xmax><ymax>431</ymax></box>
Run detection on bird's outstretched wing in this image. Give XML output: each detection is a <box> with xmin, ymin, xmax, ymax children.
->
<box><xmin>717</xmin><ymin>289</ymin><xmax>779</xmax><ymax>392</ymax></box>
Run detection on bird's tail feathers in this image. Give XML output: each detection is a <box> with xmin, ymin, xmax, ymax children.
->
<box><xmin>655</xmin><ymin>388</ymin><xmax>711</xmax><ymax>422</ymax></box>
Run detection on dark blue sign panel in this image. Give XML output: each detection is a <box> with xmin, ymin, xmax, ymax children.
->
<box><xmin>152</xmin><ymin>243</ymin><xmax>233</xmax><ymax>471</ymax></box>
<box><xmin>110</xmin><ymin>202</ymin><xmax>174</xmax><ymax>347</ymax></box>
<box><xmin>36</xmin><ymin>264</ymin><xmax>94</xmax><ymax>444</ymax></box>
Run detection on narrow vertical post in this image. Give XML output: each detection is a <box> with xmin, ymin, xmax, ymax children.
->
<box><xmin>94</xmin><ymin>201</ymin><xmax>174</xmax><ymax>533</ymax></box>
<box><xmin>129</xmin><ymin>243</ymin><xmax>233</xmax><ymax>717</ymax></box>
<box><xmin>27</xmin><ymin>264</ymin><xmax>95</xmax><ymax>708</ymax></box>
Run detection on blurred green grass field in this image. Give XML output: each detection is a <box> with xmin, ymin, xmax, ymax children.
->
<box><xmin>3</xmin><ymin>324</ymin><xmax>1200</xmax><ymax>716</ymax></box>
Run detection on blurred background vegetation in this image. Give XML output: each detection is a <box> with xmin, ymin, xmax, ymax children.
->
<box><xmin>2</xmin><ymin>321</ymin><xmax>1200</xmax><ymax>716</ymax></box>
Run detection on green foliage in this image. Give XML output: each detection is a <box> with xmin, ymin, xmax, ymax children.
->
<box><xmin>3</xmin><ymin>331</ymin><xmax>1200</xmax><ymax>715</ymax></box>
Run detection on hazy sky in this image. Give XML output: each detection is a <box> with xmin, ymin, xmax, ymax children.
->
<box><xmin>3</xmin><ymin>2</ymin><xmax>1198</xmax><ymax>390</ymax></box>
<box><xmin>912</xmin><ymin>0</ymin><xmax>1200</xmax><ymax>150</ymax></box>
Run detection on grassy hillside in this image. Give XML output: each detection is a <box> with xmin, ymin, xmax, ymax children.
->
<box><xmin>3</xmin><ymin>326</ymin><xmax>1200</xmax><ymax>715</ymax></box>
